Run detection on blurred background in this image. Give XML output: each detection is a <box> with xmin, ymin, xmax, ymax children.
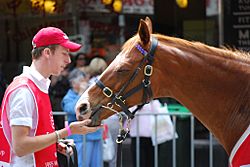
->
<box><xmin>0</xmin><ymin>0</ymin><xmax>247</xmax><ymax>83</ymax></box>
<box><xmin>0</xmin><ymin>1</ymin><xmax>248</xmax><ymax>166</ymax></box>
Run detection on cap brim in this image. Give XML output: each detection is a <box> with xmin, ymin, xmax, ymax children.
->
<box><xmin>61</xmin><ymin>40</ymin><xmax>82</xmax><ymax>52</ymax></box>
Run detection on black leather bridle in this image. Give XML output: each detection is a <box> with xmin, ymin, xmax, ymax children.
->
<box><xmin>91</xmin><ymin>37</ymin><xmax>158</xmax><ymax>120</ymax></box>
<box><xmin>91</xmin><ymin>37</ymin><xmax>158</xmax><ymax>167</ymax></box>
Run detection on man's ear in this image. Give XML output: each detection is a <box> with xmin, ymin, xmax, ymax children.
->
<box><xmin>43</xmin><ymin>48</ymin><xmax>52</xmax><ymax>58</ymax></box>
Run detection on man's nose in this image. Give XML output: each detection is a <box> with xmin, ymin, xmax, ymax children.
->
<box><xmin>67</xmin><ymin>55</ymin><xmax>71</xmax><ymax>64</ymax></box>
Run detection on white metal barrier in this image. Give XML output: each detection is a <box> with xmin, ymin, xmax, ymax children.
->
<box><xmin>53</xmin><ymin>111</ymin><xmax>228</xmax><ymax>167</ymax></box>
<box><xmin>134</xmin><ymin>112</ymin><xmax>227</xmax><ymax>167</ymax></box>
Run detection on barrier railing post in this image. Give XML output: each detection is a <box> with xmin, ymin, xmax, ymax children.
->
<box><xmin>83</xmin><ymin>135</ymin><xmax>87</xmax><ymax>167</ymax></box>
<box><xmin>209</xmin><ymin>132</ymin><xmax>213</xmax><ymax>167</ymax></box>
<box><xmin>135</xmin><ymin>116</ymin><xmax>140</xmax><ymax>167</ymax></box>
<box><xmin>172</xmin><ymin>115</ymin><xmax>177</xmax><ymax>167</ymax></box>
<box><xmin>154</xmin><ymin>114</ymin><xmax>158</xmax><ymax>167</ymax></box>
<box><xmin>191</xmin><ymin>115</ymin><xmax>195</xmax><ymax>167</ymax></box>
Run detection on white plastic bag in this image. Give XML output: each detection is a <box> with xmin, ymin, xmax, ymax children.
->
<box><xmin>102</xmin><ymin>124</ymin><xmax>115</xmax><ymax>162</ymax></box>
<box><xmin>150</xmin><ymin>103</ymin><xmax>178</xmax><ymax>146</ymax></box>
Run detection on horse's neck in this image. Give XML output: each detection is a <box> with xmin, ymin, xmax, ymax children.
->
<box><xmin>154</xmin><ymin>39</ymin><xmax>250</xmax><ymax>154</ymax></box>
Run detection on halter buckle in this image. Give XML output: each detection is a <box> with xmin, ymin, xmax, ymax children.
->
<box><xmin>144</xmin><ymin>65</ymin><xmax>153</xmax><ymax>76</ymax></box>
<box><xmin>115</xmin><ymin>96</ymin><xmax>126</xmax><ymax>107</ymax></box>
<box><xmin>103</xmin><ymin>87</ymin><xmax>113</xmax><ymax>97</ymax></box>
<box><xmin>143</xmin><ymin>79</ymin><xmax>151</xmax><ymax>87</ymax></box>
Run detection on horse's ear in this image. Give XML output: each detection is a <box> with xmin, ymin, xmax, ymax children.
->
<box><xmin>144</xmin><ymin>17</ymin><xmax>153</xmax><ymax>34</ymax></box>
<box><xmin>138</xmin><ymin>19</ymin><xmax>150</xmax><ymax>45</ymax></box>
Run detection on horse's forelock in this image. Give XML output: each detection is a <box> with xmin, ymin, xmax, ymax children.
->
<box><xmin>122</xmin><ymin>35</ymin><xmax>139</xmax><ymax>52</ymax></box>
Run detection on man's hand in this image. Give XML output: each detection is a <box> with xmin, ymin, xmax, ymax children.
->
<box><xmin>70</xmin><ymin>119</ymin><xmax>102</xmax><ymax>135</ymax></box>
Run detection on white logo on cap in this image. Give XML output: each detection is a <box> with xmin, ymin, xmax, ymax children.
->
<box><xmin>32</xmin><ymin>41</ymin><xmax>36</xmax><ymax>48</ymax></box>
<box><xmin>63</xmin><ymin>33</ymin><xmax>69</xmax><ymax>40</ymax></box>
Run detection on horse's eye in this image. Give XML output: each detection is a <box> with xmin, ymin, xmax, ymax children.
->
<box><xmin>117</xmin><ymin>69</ymin><xmax>130</xmax><ymax>73</ymax></box>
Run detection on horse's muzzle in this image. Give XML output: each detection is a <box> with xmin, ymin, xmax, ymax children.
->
<box><xmin>77</xmin><ymin>100</ymin><xmax>102</xmax><ymax>127</ymax></box>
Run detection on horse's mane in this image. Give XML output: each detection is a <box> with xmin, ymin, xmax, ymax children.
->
<box><xmin>122</xmin><ymin>33</ymin><xmax>250</xmax><ymax>65</ymax></box>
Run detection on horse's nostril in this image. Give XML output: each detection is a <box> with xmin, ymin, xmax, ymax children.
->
<box><xmin>80</xmin><ymin>103</ymin><xmax>88</xmax><ymax>115</ymax></box>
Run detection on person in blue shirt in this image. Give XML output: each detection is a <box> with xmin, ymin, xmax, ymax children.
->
<box><xmin>61</xmin><ymin>68</ymin><xmax>103</xmax><ymax>167</ymax></box>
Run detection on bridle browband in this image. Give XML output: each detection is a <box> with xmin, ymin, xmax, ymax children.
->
<box><xmin>91</xmin><ymin>37</ymin><xmax>158</xmax><ymax>120</ymax></box>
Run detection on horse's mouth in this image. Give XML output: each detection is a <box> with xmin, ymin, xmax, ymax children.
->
<box><xmin>79</xmin><ymin>104</ymin><xmax>102</xmax><ymax>127</ymax></box>
<box><xmin>89</xmin><ymin>105</ymin><xmax>103</xmax><ymax>127</ymax></box>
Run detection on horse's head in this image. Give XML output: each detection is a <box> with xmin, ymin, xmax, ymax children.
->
<box><xmin>75</xmin><ymin>17</ymin><xmax>160</xmax><ymax>126</ymax></box>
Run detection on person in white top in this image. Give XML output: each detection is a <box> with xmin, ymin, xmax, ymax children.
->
<box><xmin>0</xmin><ymin>27</ymin><xmax>101</xmax><ymax>167</ymax></box>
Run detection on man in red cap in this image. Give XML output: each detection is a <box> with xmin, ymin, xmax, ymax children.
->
<box><xmin>0</xmin><ymin>27</ymin><xmax>101</xmax><ymax>167</ymax></box>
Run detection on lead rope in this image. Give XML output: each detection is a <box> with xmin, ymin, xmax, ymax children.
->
<box><xmin>116</xmin><ymin>117</ymin><xmax>131</xmax><ymax>167</ymax></box>
<box><xmin>101</xmin><ymin>105</ymin><xmax>131</xmax><ymax>167</ymax></box>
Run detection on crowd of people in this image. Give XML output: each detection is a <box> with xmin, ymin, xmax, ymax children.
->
<box><xmin>0</xmin><ymin>26</ymin><xmax>177</xmax><ymax>167</ymax></box>
<box><xmin>60</xmin><ymin>52</ymin><xmax>109</xmax><ymax>167</ymax></box>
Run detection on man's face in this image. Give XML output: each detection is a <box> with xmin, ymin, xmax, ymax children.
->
<box><xmin>49</xmin><ymin>45</ymin><xmax>71</xmax><ymax>76</ymax></box>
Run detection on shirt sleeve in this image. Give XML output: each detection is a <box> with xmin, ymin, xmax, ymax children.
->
<box><xmin>8</xmin><ymin>86</ymin><xmax>35</xmax><ymax>128</ymax></box>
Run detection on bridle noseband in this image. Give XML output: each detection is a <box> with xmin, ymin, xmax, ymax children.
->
<box><xmin>92</xmin><ymin>37</ymin><xmax>158</xmax><ymax>120</ymax></box>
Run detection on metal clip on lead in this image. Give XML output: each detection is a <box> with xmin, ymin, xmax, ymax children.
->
<box><xmin>116</xmin><ymin>128</ymin><xmax>129</xmax><ymax>143</ymax></box>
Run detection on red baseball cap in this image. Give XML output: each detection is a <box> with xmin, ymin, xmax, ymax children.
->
<box><xmin>32</xmin><ymin>27</ymin><xmax>81</xmax><ymax>52</ymax></box>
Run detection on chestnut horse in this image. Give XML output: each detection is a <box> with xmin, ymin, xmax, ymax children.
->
<box><xmin>76</xmin><ymin>17</ymin><xmax>250</xmax><ymax>165</ymax></box>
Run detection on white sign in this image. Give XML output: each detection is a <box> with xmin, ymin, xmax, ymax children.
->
<box><xmin>78</xmin><ymin>0</ymin><xmax>154</xmax><ymax>14</ymax></box>
<box><xmin>123</xmin><ymin>0</ymin><xmax>154</xmax><ymax>14</ymax></box>
<box><xmin>206</xmin><ymin>0</ymin><xmax>218</xmax><ymax>16</ymax></box>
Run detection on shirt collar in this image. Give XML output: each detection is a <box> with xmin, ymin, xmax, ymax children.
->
<box><xmin>22</xmin><ymin>65</ymin><xmax>51</xmax><ymax>93</ymax></box>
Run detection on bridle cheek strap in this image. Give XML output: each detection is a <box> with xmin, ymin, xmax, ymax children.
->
<box><xmin>141</xmin><ymin>37</ymin><xmax>158</xmax><ymax>103</ymax></box>
<box><xmin>95</xmin><ymin>79</ymin><xmax>135</xmax><ymax>119</ymax></box>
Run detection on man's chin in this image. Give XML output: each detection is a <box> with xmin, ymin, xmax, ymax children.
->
<box><xmin>53</xmin><ymin>71</ymin><xmax>62</xmax><ymax>76</ymax></box>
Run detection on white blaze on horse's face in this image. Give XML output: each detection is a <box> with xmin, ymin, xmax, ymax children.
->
<box><xmin>75</xmin><ymin>87</ymin><xmax>91</xmax><ymax>121</ymax></box>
